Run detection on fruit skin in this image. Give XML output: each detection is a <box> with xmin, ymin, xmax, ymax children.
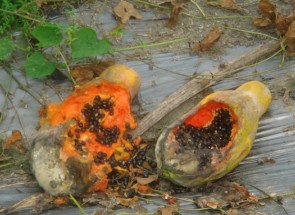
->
<box><xmin>30</xmin><ymin>65</ymin><xmax>141</xmax><ymax>196</ymax></box>
<box><xmin>99</xmin><ymin>64</ymin><xmax>141</xmax><ymax>100</ymax></box>
<box><xmin>30</xmin><ymin>123</ymin><xmax>92</xmax><ymax>196</ymax></box>
<box><xmin>155</xmin><ymin>81</ymin><xmax>271</xmax><ymax>187</ymax></box>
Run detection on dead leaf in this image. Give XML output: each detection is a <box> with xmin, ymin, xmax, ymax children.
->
<box><xmin>82</xmin><ymin>192</ymin><xmax>109</xmax><ymax>205</ymax></box>
<box><xmin>258</xmin><ymin>0</ymin><xmax>276</xmax><ymax>22</ymax></box>
<box><xmin>194</xmin><ymin>196</ymin><xmax>225</xmax><ymax>209</ymax></box>
<box><xmin>225</xmin><ymin>208</ymin><xmax>239</xmax><ymax>215</ymax></box>
<box><xmin>253</xmin><ymin>17</ymin><xmax>272</xmax><ymax>27</ymax></box>
<box><xmin>157</xmin><ymin>207</ymin><xmax>178</xmax><ymax>215</ymax></box>
<box><xmin>257</xmin><ymin>156</ymin><xmax>276</xmax><ymax>165</ymax></box>
<box><xmin>275</xmin><ymin>13</ymin><xmax>293</xmax><ymax>36</ymax></box>
<box><xmin>53</xmin><ymin>196</ymin><xmax>69</xmax><ymax>206</ymax></box>
<box><xmin>3</xmin><ymin>130</ymin><xmax>26</xmax><ymax>153</ymax></box>
<box><xmin>136</xmin><ymin>184</ymin><xmax>151</xmax><ymax>194</ymax></box>
<box><xmin>162</xmin><ymin>193</ymin><xmax>177</xmax><ymax>204</ymax></box>
<box><xmin>232</xmin><ymin>182</ymin><xmax>258</xmax><ymax>202</ymax></box>
<box><xmin>113</xmin><ymin>0</ymin><xmax>142</xmax><ymax>24</ymax></box>
<box><xmin>206</xmin><ymin>198</ymin><xmax>222</xmax><ymax>209</ymax></box>
<box><xmin>166</xmin><ymin>0</ymin><xmax>186</xmax><ymax>28</ymax></box>
<box><xmin>70</xmin><ymin>60</ymin><xmax>115</xmax><ymax>85</ymax></box>
<box><xmin>194</xmin><ymin>180</ymin><xmax>258</xmax><ymax>209</ymax></box>
<box><xmin>207</xmin><ymin>0</ymin><xmax>238</xmax><ymax>10</ymax></box>
<box><xmin>191</xmin><ymin>26</ymin><xmax>223</xmax><ymax>52</ymax></box>
<box><xmin>70</xmin><ymin>67</ymin><xmax>94</xmax><ymax>85</ymax></box>
<box><xmin>285</xmin><ymin>20</ymin><xmax>295</xmax><ymax>54</ymax></box>
<box><xmin>2</xmin><ymin>193</ymin><xmax>44</xmax><ymax>213</ymax></box>
<box><xmin>219</xmin><ymin>0</ymin><xmax>238</xmax><ymax>9</ymax></box>
<box><xmin>136</xmin><ymin>174</ymin><xmax>158</xmax><ymax>185</ymax></box>
<box><xmin>116</xmin><ymin>196</ymin><xmax>139</xmax><ymax>207</ymax></box>
<box><xmin>255</xmin><ymin>1</ymin><xmax>295</xmax><ymax>37</ymax></box>
<box><xmin>105</xmin><ymin>189</ymin><xmax>139</xmax><ymax>207</ymax></box>
<box><xmin>36</xmin><ymin>0</ymin><xmax>46</xmax><ymax>7</ymax></box>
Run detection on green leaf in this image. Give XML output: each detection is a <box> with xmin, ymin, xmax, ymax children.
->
<box><xmin>0</xmin><ymin>37</ymin><xmax>13</xmax><ymax>60</ymax></box>
<box><xmin>71</xmin><ymin>27</ymin><xmax>110</xmax><ymax>59</ymax></box>
<box><xmin>31</xmin><ymin>24</ymin><xmax>63</xmax><ymax>47</ymax></box>
<box><xmin>25</xmin><ymin>52</ymin><xmax>56</xmax><ymax>78</ymax></box>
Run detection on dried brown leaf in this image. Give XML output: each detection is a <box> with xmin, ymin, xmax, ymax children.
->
<box><xmin>157</xmin><ymin>207</ymin><xmax>178</xmax><ymax>215</ymax></box>
<box><xmin>191</xmin><ymin>26</ymin><xmax>223</xmax><ymax>52</ymax></box>
<box><xmin>162</xmin><ymin>193</ymin><xmax>177</xmax><ymax>205</ymax></box>
<box><xmin>285</xmin><ymin>20</ymin><xmax>295</xmax><ymax>55</ymax></box>
<box><xmin>207</xmin><ymin>0</ymin><xmax>238</xmax><ymax>10</ymax></box>
<box><xmin>256</xmin><ymin>0</ymin><xmax>295</xmax><ymax>36</ymax></box>
<box><xmin>194</xmin><ymin>181</ymin><xmax>258</xmax><ymax>209</ymax></box>
<box><xmin>232</xmin><ymin>182</ymin><xmax>258</xmax><ymax>202</ymax></box>
<box><xmin>113</xmin><ymin>0</ymin><xmax>142</xmax><ymax>24</ymax></box>
<box><xmin>1</xmin><ymin>193</ymin><xmax>46</xmax><ymax>214</ymax></box>
<box><xmin>275</xmin><ymin>13</ymin><xmax>293</xmax><ymax>36</ymax></box>
<box><xmin>35</xmin><ymin>0</ymin><xmax>46</xmax><ymax>7</ymax></box>
<box><xmin>166</xmin><ymin>0</ymin><xmax>186</xmax><ymax>28</ymax></box>
<box><xmin>70</xmin><ymin>67</ymin><xmax>94</xmax><ymax>85</ymax></box>
<box><xmin>258</xmin><ymin>0</ymin><xmax>276</xmax><ymax>21</ymax></box>
<box><xmin>253</xmin><ymin>17</ymin><xmax>272</xmax><ymax>27</ymax></box>
<box><xmin>194</xmin><ymin>196</ymin><xmax>225</xmax><ymax>209</ymax></box>
<box><xmin>136</xmin><ymin>184</ymin><xmax>152</xmax><ymax>193</ymax></box>
<box><xmin>225</xmin><ymin>208</ymin><xmax>239</xmax><ymax>215</ymax></box>
<box><xmin>116</xmin><ymin>196</ymin><xmax>139</xmax><ymax>207</ymax></box>
<box><xmin>53</xmin><ymin>196</ymin><xmax>69</xmax><ymax>206</ymax></box>
<box><xmin>3</xmin><ymin>130</ymin><xmax>26</xmax><ymax>153</ymax></box>
<box><xmin>104</xmin><ymin>189</ymin><xmax>139</xmax><ymax>207</ymax></box>
<box><xmin>70</xmin><ymin>60</ymin><xmax>115</xmax><ymax>85</ymax></box>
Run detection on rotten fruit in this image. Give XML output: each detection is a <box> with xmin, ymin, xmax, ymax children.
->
<box><xmin>30</xmin><ymin>64</ymin><xmax>141</xmax><ymax>195</ymax></box>
<box><xmin>155</xmin><ymin>81</ymin><xmax>272</xmax><ymax>187</ymax></box>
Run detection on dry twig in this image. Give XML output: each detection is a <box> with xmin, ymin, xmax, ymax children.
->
<box><xmin>131</xmin><ymin>40</ymin><xmax>281</xmax><ymax>137</ymax></box>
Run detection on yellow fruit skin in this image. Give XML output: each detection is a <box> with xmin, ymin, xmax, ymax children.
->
<box><xmin>99</xmin><ymin>64</ymin><xmax>141</xmax><ymax>100</ymax></box>
<box><xmin>156</xmin><ymin>81</ymin><xmax>271</xmax><ymax>187</ymax></box>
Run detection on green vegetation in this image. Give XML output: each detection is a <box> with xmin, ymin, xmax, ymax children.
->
<box><xmin>0</xmin><ymin>1</ymin><xmax>111</xmax><ymax>81</ymax></box>
<box><xmin>0</xmin><ymin>0</ymin><xmax>41</xmax><ymax>35</ymax></box>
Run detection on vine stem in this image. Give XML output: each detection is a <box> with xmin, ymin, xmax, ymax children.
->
<box><xmin>0</xmin><ymin>63</ymin><xmax>43</xmax><ymax>105</ymax></box>
<box><xmin>224</xmin><ymin>26</ymin><xmax>279</xmax><ymax>40</ymax></box>
<box><xmin>112</xmin><ymin>37</ymin><xmax>188</xmax><ymax>52</ymax></box>
<box><xmin>0</xmin><ymin>8</ymin><xmax>42</xmax><ymax>23</ymax></box>
<box><xmin>56</xmin><ymin>48</ymin><xmax>76</xmax><ymax>85</ymax></box>
<box><xmin>249</xmin><ymin>184</ymin><xmax>289</xmax><ymax>215</ymax></box>
<box><xmin>69</xmin><ymin>195</ymin><xmax>88</xmax><ymax>215</ymax></box>
<box><xmin>190</xmin><ymin>0</ymin><xmax>206</xmax><ymax>18</ymax></box>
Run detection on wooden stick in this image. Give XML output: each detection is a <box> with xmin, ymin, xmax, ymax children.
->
<box><xmin>132</xmin><ymin>40</ymin><xmax>281</xmax><ymax>137</ymax></box>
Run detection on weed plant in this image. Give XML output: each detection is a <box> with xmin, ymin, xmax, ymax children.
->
<box><xmin>0</xmin><ymin>0</ymin><xmax>41</xmax><ymax>35</ymax></box>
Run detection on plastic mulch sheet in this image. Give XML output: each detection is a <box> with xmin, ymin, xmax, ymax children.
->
<box><xmin>1</xmin><ymin>1</ymin><xmax>295</xmax><ymax>214</ymax></box>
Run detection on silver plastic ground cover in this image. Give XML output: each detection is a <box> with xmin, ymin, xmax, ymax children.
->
<box><xmin>1</xmin><ymin>2</ymin><xmax>295</xmax><ymax>214</ymax></box>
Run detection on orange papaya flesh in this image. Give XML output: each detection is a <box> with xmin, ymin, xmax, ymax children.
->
<box><xmin>41</xmin><ymin>80</ymin><xmax>140</xmax><ymax>192</ymax></box>
<box><xmin>173</xmin><ymin>101</ymin><xmax>239</xmax><ymax>152</ymax></box>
